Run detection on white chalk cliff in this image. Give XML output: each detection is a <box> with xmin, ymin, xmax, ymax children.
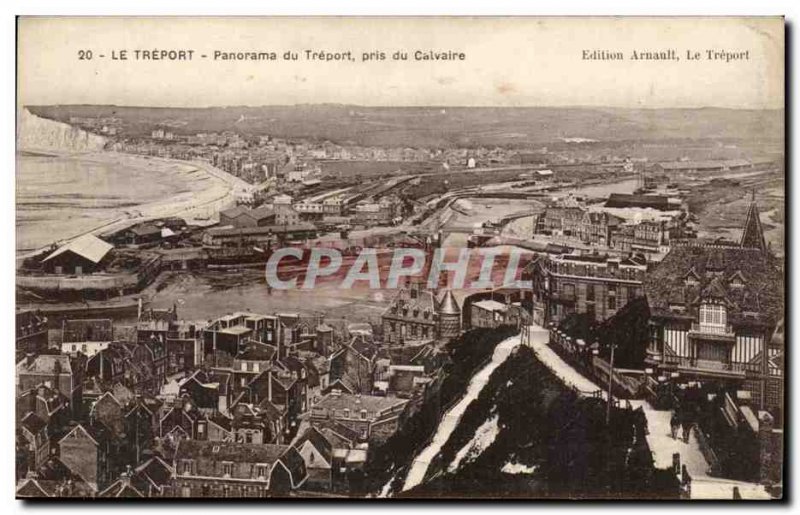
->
<box><xmin>17</xmin><ymin>108</ymin><xmax>107</xmax><ymax>152</ymax></box>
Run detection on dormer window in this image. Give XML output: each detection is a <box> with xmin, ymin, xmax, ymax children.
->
<box><xmin>699</xmin><ymin>303</ymin><xmax>727</xmax><ymax>333</ymax></box>
<box><xmin>729</xmin><ymin>271</ymin><xmax>746</xmax><ymax>289</ymax></box>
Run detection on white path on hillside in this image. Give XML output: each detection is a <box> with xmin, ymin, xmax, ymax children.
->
<box><xmin>525</xmin><ymin>323</ymin><xmax>770</xmax><ymax>500</ymax></box>
<box><xmin>401</xmin><ymin>335</ymin><xmax>521</xmax><ymax>492</ymax></box>
<box><xmin>526</xmin><ymin>324</ymin><xmax>605</xmax><ymax>399</ymax></box>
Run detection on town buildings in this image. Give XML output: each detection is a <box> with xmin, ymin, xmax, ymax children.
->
<box><xmin>310</xmin><ymin>391</ymin><xmax>409</xmax><ymax>443</ymax></box>
<box><xmin>16</xmin><ymin>309</ymin><xmax>48</xmax><ymax>359</ymax></box>
<box><xmin>527</xmin><ymin>252</ymin><xmax>648</xmax><ymax>326</ymax></box>
<box><xmin>61</xmin><ymin>319</ymin><xmax>114</xmax><ymax>357</ymax></box>
<box><xmin>40</xmin><ymin>234</ymin><xmax>114</xmax><ymax>275</ymax></box>
<box><xmin>172</xmin><ymin>440</ymin><xmax>307</xmax><ymax>497</ymax></box>
<box><xmin>643</xmin><ymin>201</ymin><xmax>784</xmax><ymax>412</ymax></box>
<box><xmin>382</xmin><ymin>285</ymin><xmax>462</xmax><ymax>345</ymax></box>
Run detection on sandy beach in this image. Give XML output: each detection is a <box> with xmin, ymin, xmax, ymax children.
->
<box><xmin>16</xmin><ymin>150</ymin><xmax>247</xmax><ymax>259</ymax></box>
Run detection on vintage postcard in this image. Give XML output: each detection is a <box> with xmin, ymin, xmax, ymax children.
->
<box><xmin>15</xmin><ymin>16</ymin><xmax>784</xmax><ymax>500</ymax></box>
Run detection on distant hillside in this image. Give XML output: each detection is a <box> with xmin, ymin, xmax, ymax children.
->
<box><xmin>17</xmin><ymin>108</ymin><xmax>107</xmax><ymax>153</ymax></box>
<box><xmin>25</xmin><ymin>104</ymin><xmax>783</xmax><ymax>149</ymax></box>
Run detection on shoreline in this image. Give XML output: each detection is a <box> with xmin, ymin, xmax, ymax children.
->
<box><xmin>16</xmin><ymin>150</ymin><xmax>246</xmax><ymax>261</ymax></box>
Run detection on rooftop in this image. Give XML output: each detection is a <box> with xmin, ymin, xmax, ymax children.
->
<box><xmin>175</xmin><ymin>439</ymin><xmax>288</xmax><ymax>464</ymax></box>
<box><xmin>42</xmin><ymin>233</ymin><xmax>113</xmax><ymax>264</ymax></box>
<box><xmin>314</xmin><ymin>392</ymin><xmax>408</xmax><ymax>416</ymax></box>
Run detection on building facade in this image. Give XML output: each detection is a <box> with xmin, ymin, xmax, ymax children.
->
<box><xmin>527</xmin><ymin>252</ymin><xmax>647</xmax><ymax>326</ymax></box>
<box><xmin>643</xmin><ymin>202</ymin><xmax>784</xmax><ymax>412</ymax></box>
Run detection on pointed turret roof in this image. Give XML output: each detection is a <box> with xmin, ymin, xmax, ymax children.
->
<box><xmin>438</xmin><ymin>290</ymin><xmax>461</xmax><ymax>315</ymax></box>
<box><xmin>740</xmin><ymin>199</ymin><xmax>767</xmax><ymax>252</ymax></box>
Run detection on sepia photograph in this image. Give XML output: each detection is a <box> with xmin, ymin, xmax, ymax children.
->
<box><xmin>14</xmin><ymin>16</ymin><xmax>785</xmax><ymax>501</ymax></box>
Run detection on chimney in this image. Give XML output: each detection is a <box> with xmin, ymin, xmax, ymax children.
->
<box><xmin>268</xmin><ymin>369</ymin><xmax>273</xmax><ymax>402</ymax></box>
<box><xmin>26</xmin><ymin>353</ymin><xmax>35</xmax><ymax>367</ymax></box>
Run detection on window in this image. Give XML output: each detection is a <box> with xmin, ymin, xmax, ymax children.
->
<box><xmin>608</xmin><ymin>296</ymin><xmax>616</xmax><ymax>310</ymax></box>
<box><xmin>245</xmin><ymin>431</ymin><xmax>253</xmax><ymax>444</ymax></box>
<box><xmin>256</xmin><ymin>464</ymin><xmax>267</xmax><ymax>478</ymax></box>
<box><xmin>360</xmin><ymin>409</ymin><xmax>367</xmax><ymax>420</ymax></box>
<box><xmin>247</xmin><ymin>362</ymin><xmax>253</xmax><ymax>372</ymax></box>
<box><xmin>71</xmin><ymin>345</ymin><xmax>77</xmax><ymax>351</ymax></box>
<box><xmin>182</xmin><ymin>460</ymin><xmax>192</xmax><ymax>475</ymax></box>
<box><xmin>343</xmin><ymin>409</ymin><xmax>350</xmax><ymax>418</ymax></box>
<box><xmin>241</xmin><ymin>363</ymin><xmax>247</xmax><ymax>372</ymax></box>
<box><xmin>699</xmin><ymin>304</ymin><xmax>727</xmax><ymax>333</ymax></box>
<box><xmin>222</xmin><ymin>462</ymin><xmax>233</xmax><ymax>477</ymax></box>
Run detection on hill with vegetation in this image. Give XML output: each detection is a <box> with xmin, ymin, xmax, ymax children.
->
<box><xmin>349</xmin><ymin>326</ymin><xmax>679</xmax><ymax>499</ymax></box>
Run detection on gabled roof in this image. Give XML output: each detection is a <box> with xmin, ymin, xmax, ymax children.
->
<box><xmin>58</xmin><ymin>423</ymin><xmax>109</xmax><ymax>447</ymax></box>
<box><xmin>698</xmin><ymin>277</ymin><xmax>731</xmax><ymax>304</ymax></box>
<box><xmin>127</xmin><ymin>224</ymin><xmax>162</xmax><ymax>237</ymax></box>
<box><xmin>207</xmin><ymin>412</ymin><xmax>233</xmax><ymax>432</ymax></box>
<box><xmin>43</xmin><ymin>234</ymin><xmax>113</xmax><ymax>264</ymax></box>
<box><xmin>248</xmin><ymin>205</ymin><xmax>276</xmax><ymax>221</ymax></box>
<box><xmin>97</xmin><ymin>478</ymin><xmax>146</xmax><ymax>498</ymax></box>
<box><xmin>294</xmin><ymin>427</ymin><xmax>333</xmax><ymax>465</ymax></box>
<box><xmin>17</xmin><ymin>354</ymin><xmax>73</xmax><ymax>376</ymax></box>
<box><xmin>134</xmin><ymin>455</ymin><xmax>174</xmax><ymax>491</ymax></box>
<box><xmin>276</xmin><ymin>447</ymin><xmax>307</xmax><ymax>488</ymax></box>
<box><xmin>645</xmin><ymin>243</ymin><xmax>783</xmax><ymax>325</ymax></box>
<box><xmin>256</xmin><ymin>398</ymin><xmax>286</xmax><ymax>421</ymax></box>
<box><xmin>16</xmin><ymin>479</ymin><xmax>52</xmax><ymax>498</ymax></box>
<box><xmin>349</xmin><ymin>336</ymin><xmax>377</xmax><ymax>361</ymax></box>
<box><xmin>21</xmin><ymin>411</ymin><xmax>47</xmax><ymax>434</ymax></box>
<box><xmin>314</xmin><ymin>419</ymin><xmax>359</xmax><ymax>446</ymax></box>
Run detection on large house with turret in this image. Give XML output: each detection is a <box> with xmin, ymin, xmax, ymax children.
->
<box><xmin>381</xmin><ymin>284</ymin><xmax>462</xmax><ymax>345</ymax></box>
<box><xmin>644</xmin><ymin>200</ymin><xmax>784</xmax><ymax>412</ymax></box>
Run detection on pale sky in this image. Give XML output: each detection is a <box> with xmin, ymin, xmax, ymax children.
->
<box><xmin>17</xmin><ymin>16</ymin><xmax>784</xmax><ymax>109</ymax></box>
